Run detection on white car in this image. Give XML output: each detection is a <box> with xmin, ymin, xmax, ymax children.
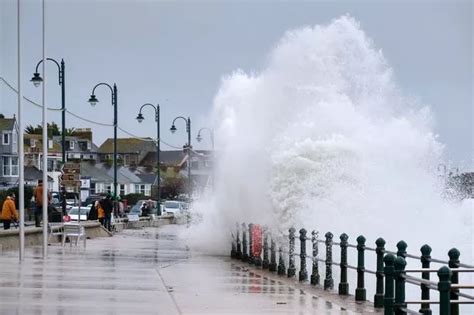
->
<box><xmin>162</xmin><ymin>200</ymin><xmax>184</xmax><ymax>216</ymax></box>
<box><xmin>68</xmin><ymin>207</ymin><xmax>89</xmax><ymax>222</ymax></box>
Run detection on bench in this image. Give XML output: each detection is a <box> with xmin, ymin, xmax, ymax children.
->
<box><xmin>48</xmin><ymin>223</ymin><xmax>64</xmax><ymax>243</ymax></box>
<box><xmin>61</xmin><ymin>223</ymin><xmax>86</xmax><ymax>248</ymax></box>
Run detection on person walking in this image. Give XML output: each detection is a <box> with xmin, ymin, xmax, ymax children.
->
<box><xmin>33</xmin><ymin>180</ymin><xmax>51</xmax><ymax>227</ymax></box>
<box><xmin>1</xmin><ymin>192</ymin><xmax>18</xmax><ymax>230</ymax></box>
<box><xmin>97</xmin><ymin>200</ymin><xmax>105</xmax><ymax>226</ymax></box>
<box><xmin>101</xmin><ymin>194</ymin><xmax>113</xmax><ymax>231</ymax></box>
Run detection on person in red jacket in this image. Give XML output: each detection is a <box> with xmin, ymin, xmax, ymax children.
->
<box><xmin>1</xmin><ymin>192</ymin><xmax>18</xmax><ymax>230</ymax></box>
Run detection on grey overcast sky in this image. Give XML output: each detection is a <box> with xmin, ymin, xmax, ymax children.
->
<box><xmin>0</xmin><ymin>0</ymin><xmax>472</xmax><ymax>166</ymax></box>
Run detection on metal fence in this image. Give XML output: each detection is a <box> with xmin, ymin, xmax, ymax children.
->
<box><xmin>230</xmin><ymin>222</ymin><xmax>474</xmax><ymax>315</ymax></box>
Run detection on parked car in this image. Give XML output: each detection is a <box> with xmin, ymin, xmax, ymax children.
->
<box><xmin>68</xmin><ymin>206</ymin><xmax>90</xmax><ymax>222</ymax></box>
<box><xmin>162</xmin><ymin>200</ymin><xmax>184</xmax><ymax>216</ymax></box>
<box><xmin>65</xmin><ymin>192</ymin><xmax>79</xmax><ymax>207</ymax></box>
<box><xmin>83</xmin><ymin>194</ymin><xmax>104</xmax><ymax>207</ymax></box>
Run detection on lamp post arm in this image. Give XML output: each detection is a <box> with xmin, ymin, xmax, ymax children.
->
<box><xmin>91</xmin><ymin>82</ymin><xmax>115</xmax><ymax>106</ymax></box>
<box><xmin>138</xmin><ymin>103</ymin><xmax>158</xmax><ymax>120</ymax></box>
<box><xmin>35</xmin><ymin>58</ymin><xmax>61</xmax><ymax>85</ymax></box>
<box><xmin>172</xmin><ymin>116</ymin><xmax>188</xmax><ymax>126</ymax></box>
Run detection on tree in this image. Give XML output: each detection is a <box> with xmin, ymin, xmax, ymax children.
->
<box><xmin>0</xmin><ymin>113</ymin><xmax>4</xmax><ymax>118</ymax></box>
<box><xmin>24</xmin><ymin>122</ymin><xmax>61</xmax><ymax>135</ymax></box>
<box><xmin>161</xmin><ymin>177</ymin><xmax>185</xmax><ymax>199</ymax></box>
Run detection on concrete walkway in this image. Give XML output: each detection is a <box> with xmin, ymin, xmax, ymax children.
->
<box><xmin>0</xmin><ymin>226</ymin><xmax>366</xmax><ymax>315</ymax></box>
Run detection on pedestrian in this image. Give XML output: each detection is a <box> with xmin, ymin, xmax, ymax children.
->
<box><xmin>1</xmin><ymin>192</ymin><xmax>18</xmax><ymax>230</ymax></box>
<box><xmin>101</xmin><ymin>195</ymin><xmax>113</xmax><ymax>231</ymax></box>
<box><xmin>88</xmin><ymin>200</ymin><xmax>98</xmax><ymax>221</ymax></box>
<box><xmin>97</xmin><ymin>200</ymin><xmax>105</xmax><ymax>226</ymax></box>
<box><xmin>33</xmin><ymin>180</ymin><xmax>51</xmax><ymax>227</ymax></box>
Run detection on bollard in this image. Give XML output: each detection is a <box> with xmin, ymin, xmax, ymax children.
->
<box><xmin>355</xmin><ymin>235</ymin><xmax>366</xmax><ymax>301</ymax></box>
<box><xmin>384</xmin><ymin>254</ymin><xmax>396</xmax><ymax>315</ymax></box>
<box><xmin>396</xmin><ymin>240</ymin><xmax>407</xmax><ymax>258</ymax></box>
<box><xmin>262</xmin><ymin>228</ymin><xmax>270</xmax><ymax>269</ymax></box>
<box><xmin>269</xmin><ymin>238</ymin><xmax>277</xmax><ymax>272</ymax></box>
<box><xmin>248</xmin><ymin>223</ymin><xmax>254</xmax><ymax>264</ymax></box>
<box><xmin>242</xmin><ymin>223</ymin><xmax>249</xmax><ymax>262</ymax></box>
<box><xmin>448</xmin><ymin>248</ymin><xmax>460</xmax><ymax>315</ymax></box>
<box><xmin>438</xmin><ymin>266</ymin><xmax>452</xmax><ymax>315</ymax></box>
<box><xmin>419</xmin><ymin>244</ymin><xmax>432</xmax><ymax>315</ymax></box>
<box><xmin>374</xmin><ymin>237</ymin><xmax>386</xmax><ymax>308</ymax></box>
<box><xmin>287</xmin><ymin>227</ymin><xmax>296</xmax><ymax>277</ymax></box>
<box><xmin>299</xmin><ymin>228</ymin><xmax>308</xmax><ymax>282</ymax></box>
<box><xmin>310</xmin><ymin>230</ymin><xmax>320</xmax><ymax>286</ymax></box>
<box><xmin>394</xmin><ymin>256</ymin><xmax>407</xmax><ymax>315</ymax></box>
<box><xmin>278</xmin><ymin>246</ymin><xmax>286</xmax><ymax>276</ymax></box>
<box><xmin>338</xmin><ymin>233</ymin><xmax>349</xmax><ymax>295</ymax></box>
<box><xmin>324</xmin><ymin>232</ymin><xmax>334</xmax><ymax>290</ymax></box>
<box><xmin>231</xmin><ymin>236</ymin><xmax>237</xmax><ymax>258</ymax></box>
<box><xmin>236</xmin><ymin>223</ymin><xmax>242</xmax><ymax>259</ymax></box>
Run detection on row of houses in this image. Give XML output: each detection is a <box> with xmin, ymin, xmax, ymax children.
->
<box><xmin>0</xmin><ymin>115</ymin><xmax>213</xmax><ymax>201</ymax></box>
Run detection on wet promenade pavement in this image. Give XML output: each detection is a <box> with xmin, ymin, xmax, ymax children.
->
<box><xmin>0</xmin><ymin>226</ymin><xmax>370</xmax><ymax>315</ymax></box>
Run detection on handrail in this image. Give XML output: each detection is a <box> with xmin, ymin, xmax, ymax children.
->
<box><xmin>230</xmin><ymin>222</ymin><xmax>473</xmax><ymax>315</ymax></box>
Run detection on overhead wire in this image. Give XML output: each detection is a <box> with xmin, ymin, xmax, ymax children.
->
<box><xmin>0</xmin><ymin>75</ymin><xmax>183</xmax><ymax>149</ymax></box>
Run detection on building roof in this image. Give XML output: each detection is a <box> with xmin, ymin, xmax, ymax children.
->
<box><xmin>80</xmin><ymin>162</ymin><xmax>114</xmax><ymax>183</ymax></box>
<box><xmin>24</xmin><ymin>134</ymin><xmax>62</xmax><ymax>153</ymax></box>
<box><xmin>140</xmin><ymin>150</ymin><xmax>212</xmax><ymax>167</ymax></box>
<box><xmin>0</xmin><ymin>117</ymin><xmax>16</xmax><ymax>131</ymax></box>
<box><xmin>25</xmin><ymin>166</ymin><xmax>53</xmax><ymax>182</ymax></box>
<box><xmin>98</xmin><ymin>138</ymin><xmax>156</xmax><ymax>154</ymax></box>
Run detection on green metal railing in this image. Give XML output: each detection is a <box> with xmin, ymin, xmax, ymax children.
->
<box><xmin>230</xmin><ymin>223</ymin><xmax>474</xmax><ymax>315</ymax></box>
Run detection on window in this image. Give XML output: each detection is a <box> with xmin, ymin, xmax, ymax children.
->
<box><xmin>135</xmin><ymin>184</ymin><xmax>147</xmax><ymax>195</ymax></box>
<box><xmin>69</xmin><ymin>141</ymin><xmax>75</xmax><ymax>150</ymax></box>
<box><xmin>90</xmin><ymin>182</ymin><xmax>96</xmax><ymax>194</ymax></box>
<box><xmin>120</xmin><ymin>184</ymin><xmax>125</xmax><ymax>196</ymax></box>
<box><xmin>144</xmin><ymin>185</ymin><xmax>151</xmax><ymax>196</ymax></box>
<box><xmin>47</xmin><ymin>159</ymin><xmax>54</xmax><ymax>172</ymax></box>
<box><xmin>191</xmin><ymin>161</ymin><xmax>199</xmax><ymax>169</ymax></box>
<box><xmin>106</xmin><ymin>184</ymin><xmax>112</xmax><ymax>194</ymax></box>
<box><xmin>87</xmin><ymin>141</ymin><xmax>91</xmax><ymax>150</ymax></box>
<box><xmin>2</xmin><ymin>156</ymin><xmax>18</xmax><ymax>176</ymax></box>
<box><xmin>2</xmin><ymin>133</ymin><xmax>10</xmax><ymax>145</ymax></box>
<box><xmin>48</xmin><ymin>140</ymin><xmax>53</xmax><ymax>149</ymax></box>
<box><xmin>30</xmin><ymin>139</ymin><xmax>36</xmax><ymax>148</ymax></box>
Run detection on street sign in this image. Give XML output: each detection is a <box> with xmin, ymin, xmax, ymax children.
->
<box><xmin>62</xmin><ymin>162</ymin><xmax>81</xmax><ymax>188</ymax></box>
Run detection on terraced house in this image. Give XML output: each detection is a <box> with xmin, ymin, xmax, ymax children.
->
<box><xmin>0</xmin><ymin>116</ymin><xmax>18</xmax><ymax>188</ymax></box>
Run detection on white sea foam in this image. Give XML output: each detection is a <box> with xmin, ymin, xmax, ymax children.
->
<box><xmin>184</xmin><ymin>16</ymin><xmax>473</xmax><ymax>273</ymax></box>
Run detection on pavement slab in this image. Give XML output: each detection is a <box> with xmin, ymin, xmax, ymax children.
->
<box><xmin>0</xmin><ymin>225</ymin><xmax>364</xmax><ymax>315</ymax></box>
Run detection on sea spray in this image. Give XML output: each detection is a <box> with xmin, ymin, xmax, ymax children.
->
<box><xmin>183</xmin><ymin>15</ymin><xmax>472</xmax><ymax>274</ymax></box>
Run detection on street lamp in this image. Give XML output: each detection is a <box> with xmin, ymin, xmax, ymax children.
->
<box><xmin>170</xmin><ymin>116</ymin><xmax>192</xmax><ymax>197</ymax></box>
<box><xmin>31</xmin><ymin>57</ymin><xmax>67</xmax><ymax>215</ymax></box>
<box><xmin>87</xmin><ymin>83</ymin><xmax>118</xmax><ymax>204</ymax></box>
<box><xmin>136</xmin><ymin>103</ymin><xmax>161</xmax><ymax>204</ymax></box>
<box><xmin>196</xmin><ymin>127</ymin><xmax>215</xmax><ymax>191</ymax></box>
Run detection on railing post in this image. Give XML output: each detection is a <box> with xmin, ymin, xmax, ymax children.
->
<box><xmin>242</xmin><ymin>223</ymin><xmax>248</xmax><ymax>262</ymax></box>
<box><xmin>287</xmin><ymin>227</ymin><xmax>296</xmax><ymax>277</ymax></box>
<box><xmin>338</xmin><ymin>233</ymin><xmax>349</xmax><ymax>295</ymax></box>
<box><xmin>236</xmin><ymin>222</ymin><xmax>242</xmax><ymax>259</ymax></box>
<box><xmin>269</xmin><ymin>238</ymin><xmax>277</xmax><ymax>272</ymax></box>
<box><xmin>448</xmin><ymin>248</ymin><xmax>460</xmax><ymax>315</ymax></box>
<box><xmin>384</xmin><ymin>254</ymin><xmax>396</xmax><ymax>315</ymax></box>
<box><xmin>278</xmin><ymin>246</ymin><xmax>286</xmax><ymax>276</ymax></box>
<box><xmin>254</xmin><ymin>225</ymin><xmax>262</xmax><ymax>267</ymax></box>
<box><xmin>396</xmin><ymin>240</ymin><xmax>407</xmax><ymax>258</ymax></box>
<box><xmin>231</xmin><ymin>234</ymin><xmax>237</xmax><ymax>258</ymax></box>
<box><xmin>419</xmin><ymin>244</ymin><xmax>432</xmax><ymax>315</ymax></box>
<box><xmin>310</xmin><ymin>230</ymin><xmax>320</xmax><ymax>285</ymax></box>
<box><xmin>262</xmin><ymin>227</ymin><xmax>269</xmax><ymax>269</ymax></box>
<box><xmin>374</xmin><ymin>237</ymin><xmax>386</xmax><ymax>308</ymax></box>
<box><xmin>438</xmin><ymin>266</ymin><xmax>452</xmax><ymax>315</ymax></box>
<box><xmin>324</xmin><ymin>232</ymin><xmax>334</xmax><ymax>290</ymax></box>
<box><xmin>248</xmin><ymin>223</ymin><xmax>254</xmax><ymax>264</ymax></box>
<box><xmin>299</xmin><ymin>228</ymin><xmax>308</xmax><ymax>281</ymax></box>
<box><xmin>394</xmin><ymin>256</ymin><xmax>407</xmax><ymax>315</ymax></box>
<box><xmin>356</xmin><ymin>235</ymin><xmax>366</xmax><ymax>301</ymax></box>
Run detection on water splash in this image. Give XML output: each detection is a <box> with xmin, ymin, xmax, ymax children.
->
<box><xmin>185</xmin><ymin>16</ymin><xmax>472</xmax><ymax>264</ymax></box>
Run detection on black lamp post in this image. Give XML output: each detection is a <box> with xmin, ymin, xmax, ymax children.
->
<box><xmin>170</xmin><ymin>116</ymin><xmax>192</xmax><ymax>197</ymax></box>
<box><xmin>196</xmin><ymin>127</ymin><xmax>215</xmax><ymax>191</ymax></box>
<box><xmin>136</xmin><ymin>103</ymin><xmax>161</xmax><ymax>204</ymax></box>
<box><xmin>31</xmin><ymin>58</ymin><xmax>66</xmax><ymax>215</ymax></box>
<box><xmin>87</xmin><ymin>83</ymin><xmax>118</xmax><ymax>202</ymax></box>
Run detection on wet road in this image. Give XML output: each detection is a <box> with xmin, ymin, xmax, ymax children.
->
<box><xmin>0</xmin><ymin>226</ymin><xmax>358</xmax><ymax>315</ymax></box>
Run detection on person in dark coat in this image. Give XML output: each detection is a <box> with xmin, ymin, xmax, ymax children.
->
<box><xmin>101</xmin><ymin>195</ymin><xmax>113</xmax><ymax>231</ymax></box>
<box><xmin>88</xmin><ymin>202</ymin><xmax>98</xmax><ymax>221</ymax></box>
